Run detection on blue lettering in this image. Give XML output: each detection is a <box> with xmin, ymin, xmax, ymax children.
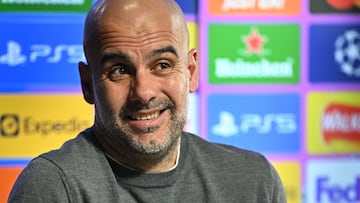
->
<box><xmin>316</xmin><ymin>177</ymin><xmax>360</xmax><ymax>202</ymax></box>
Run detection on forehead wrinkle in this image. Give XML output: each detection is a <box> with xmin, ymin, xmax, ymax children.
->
<box><xmin>98</xmin><ymin>30</ymin><xmax>179</xmax><ymax>47</ymax></box>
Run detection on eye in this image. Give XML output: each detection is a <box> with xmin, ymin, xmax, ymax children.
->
<box><xmin>152</xmin><ymin>61</ymin><xmax>173</xmax><ymax>74</ymax></box>
<box><xmin>107</xmin><ymin>65</ymin><xmax>131</xmax><ymax>81</ymax></box>
<box><xmin>158</xmin><ymin>62</ymin><xmax>171</xmax><ymax>70</ymax></box>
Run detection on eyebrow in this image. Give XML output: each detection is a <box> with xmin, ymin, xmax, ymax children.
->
<box><xmin>149</xmin><ymin>45</ymin><xmax>178</xmax><ymax>59</ymax></box>
<box><xmin>100</xmin><ymin>52</ymin><xmax>130</xmax><ymax>66</ymax></box>
<box><xmin>100</xmin><ymin>45</ymin><xmax>179</xmax><ymax>65</ymax></box>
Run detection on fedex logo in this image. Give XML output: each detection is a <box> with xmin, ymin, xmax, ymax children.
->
<box><xmin>307</xmin><ymin>159</ymin><xmax>360</xmax><ymax>203</ymax></box>
<box><xmin>207</xmin><ymin>93</ymin><xmax>300</xmax><ymax>153</ymax></box>
<box><xmin>317</xmin><ymin>176</ymin><xmax>360</xmax><ymax>202</ymax></box>
<box><xmin>0</xmin><ymin>41</ymin><xmax>84</xmax><ymax>67</ymax></box>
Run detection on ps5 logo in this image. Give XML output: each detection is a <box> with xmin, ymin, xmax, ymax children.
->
<box><xmin>212</xmin><ymin>111</ymin><xmax>297</xmax><ymax>137</ymax></box>
<box><xmin>0</xmin><ymin>41</ymin><xmax>85</xmax><ymax>67</ymax></box>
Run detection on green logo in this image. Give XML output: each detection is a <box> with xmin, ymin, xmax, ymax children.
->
<box><xmin>209</xmin><ymin>24</ymin><xmax>300</xmax><ymax>84</ymax></box>
<box><xmin>0</xmin><ymin>0</ymin><xmax>92</xmax><ymax>13</ymax></box>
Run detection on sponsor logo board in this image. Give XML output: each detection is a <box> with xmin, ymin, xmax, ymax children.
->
<box><xmin>209</xmin><ymin>0</ymin><xmax>300</xmax><ymax>15</ymax></box>
<box><xmin>306</xmin><ymin>159</ymin><xmax>360</xmax><ymax>203</ymax></box>
<box><xmin>0</xmin><ymin>95</ymin><xmax>93</xmax><ymax>158</ymax></box>
<box><xmin>0</xmin><ymin>167</ymin><xmax>24</xmax><ymax>202</ymax></box>
<box><xmin>187</xmin><ymin>22</ymin><xmax>199</xmax><ymax>50</ymax></box>
<box><xmin>310</xmin><ymin>0</ymin><xmax>360</xmax><ymax>13</ymax></box>
<box><xmin>184</xmin><ymin>93</ymin><xmax>199</xmax><ymax>136</ymax></box>
<box><xmin>272</xmin><ymin>161</ymin><xmax>301</xmax><ymax>203</ymax></box>
<box><xmin>0</xmin><ymin>0</ymin><xmax>92</xmax><ymax>12</ymax></box>
<box><xmin>208</xmin><ymin>93</ymin><xmax>300</xmax><ymax>153</ymax></box>
<box><xmin>309</xmin><ymin>25</ymin><xmax>360</xmax><ymax>83</ymax></box>
<box><xmin>175</xmin><ymin>0</ymin><xmax>198</xmax><ymax>14</ymax></box>
<box><xmin>209</xmin><ymin>24</ymin><xmax>300</xmax><ymax>84</ymax></box>
<box><xmin>307</xmin><ymin>92</ymin><xmax>360</xmax><ymax>154</ymax></box>
<box><xmin>0</xmin><ymin>21</ymin><xmax>84</xmax><ymax>91</ymax></box>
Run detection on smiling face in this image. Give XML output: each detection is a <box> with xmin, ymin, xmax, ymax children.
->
<box><xmin>79</xmin><ymin>0</ymin><xmax>198</xmax><ymax>169</ymax></box>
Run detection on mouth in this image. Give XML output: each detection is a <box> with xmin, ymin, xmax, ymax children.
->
<box><xmin>128</xmin><ymin>109</ymin><xmax>166</xmax><ymax>121</ymax></box>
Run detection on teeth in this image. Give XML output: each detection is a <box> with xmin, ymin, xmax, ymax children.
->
<box><xmin>132</xmin><ymin>111</ymin><xmax>160</xmax><ymax>120</ymax></box>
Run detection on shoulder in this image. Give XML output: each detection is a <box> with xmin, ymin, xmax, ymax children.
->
<box><xmin>38</xmin><ymin>128</ymin><xmax>111</xmax><ymax>182</ymax></box>
<box><xmin>8</xmin><ymin>156</ymin><xmax>70</xmax><ymax>202</ymax></box>
<box><xmin>41</xmin><ymin>128</ymin><xmax>99</xmax><ymax>163</ymax></box>
<box><xmin>182</xmin><ymin>132</ymin><xmax>280</xmax><ymax>186</ymax></box>
<box><xmin>9</xmin><ymin>128</ymin><xmax>115</xmax><ymax>202</ymax></box>
<box><xmin>181</xmin><ymin>132</ymin><xmax>286</xmax><ymax>202</ymax></box>
<box><xmin>183</xmin><ymin>132</ymin><xmax>269</xmax><ymax>167</ymax></box>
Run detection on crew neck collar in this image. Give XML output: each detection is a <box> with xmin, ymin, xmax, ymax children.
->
<box><xmin>105</xmin><ymin>133</ymin><xmax>189</xmax><ymax>188</ymax></box>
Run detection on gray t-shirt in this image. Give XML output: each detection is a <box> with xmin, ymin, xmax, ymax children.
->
<box><xmin>9</xmin><ymin>128</ymin><xmax>286</xmax><ymax>202</ymax></box>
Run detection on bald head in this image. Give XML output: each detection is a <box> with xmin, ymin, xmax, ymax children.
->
<box><xmin>82</xmin><ymin>0</ymin><xmax>189</xmax><ymax>65</ymax></box>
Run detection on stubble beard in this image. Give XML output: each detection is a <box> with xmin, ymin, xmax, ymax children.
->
<box><xmin>97</xmin><ymin>99</ymin><xmax>187</xmax><ymax>161</ymax></box>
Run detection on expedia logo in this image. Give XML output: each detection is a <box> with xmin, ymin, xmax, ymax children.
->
<box><xmin>0</xmin><ymin>114</ymin><xmax>19</xmax><ymax>137</ymax></box>
<box><xmin>0</xmin><ymin>114</ymin><xmax>89</xmax><ymax>137</ymax></box>
<box><xmin>321</xmin><ymin>103</ymin><xmax>360</xmax><ymax>146</ymax></box>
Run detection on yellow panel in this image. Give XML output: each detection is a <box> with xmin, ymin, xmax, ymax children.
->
<box><xmin>187</xmin><ymin>22</ymin><xmax>198</xmax><ymax>50</ymax></box>
<box><xmin>0</xmin><ymin>94</ymin><xmax>93</xmax><ymax>158</ymax></box>
<box><xmin>273</xmin><ymin>161</ymin><xmax>301</xmax><ymax>203</ymax></box>
<box><xmin>307</xmin><ymin>91</ymin><xmax>360</xmax><ymax>154</ymax></box>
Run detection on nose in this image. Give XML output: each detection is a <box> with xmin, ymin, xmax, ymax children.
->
<box><xmin>128</xmin><ymin>69</ymin><xmax>157</xmax><ymax>104</ymax></box>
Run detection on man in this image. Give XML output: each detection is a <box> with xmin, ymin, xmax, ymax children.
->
<box><xmin>9</xmin><ymin>0</ymin><xmax>286</xmax><ymax>202</ymax></box>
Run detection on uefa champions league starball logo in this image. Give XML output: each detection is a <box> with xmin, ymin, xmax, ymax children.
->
<box><xmin>334</xmin><ymin>29</ymin><xmax>360</xmax><ymax>77</ymax></box>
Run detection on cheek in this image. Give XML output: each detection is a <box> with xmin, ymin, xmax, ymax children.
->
<box><xmin>165</xmin><ymin>75</ymin><xmax>189</xmax><ymax>103</ymax></box>
<box><xmin>95</xmin><ymin>82</ymin><xmax>127</xmax><ymax>113</ymax></box>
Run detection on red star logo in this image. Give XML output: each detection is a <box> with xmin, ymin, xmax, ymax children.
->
<box><xmin>242</xmin><ymin>28</ymin><xmax>266</xmax><ymax>55</ymax></box>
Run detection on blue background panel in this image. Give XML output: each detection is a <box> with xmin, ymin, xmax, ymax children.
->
<box><xmin>309</xmin><ymin>24</ymin><xmax>360</xmax><ymax>83</ymax></box>
<box><xmin>0</xmin><ymin>19</ymin><xmax>85</xmax><ymax>92</ymax></box>
<box><xmin>207</xmin><ymin>93</ymin><xmax>301</xmax><ymax>154</ymax></box>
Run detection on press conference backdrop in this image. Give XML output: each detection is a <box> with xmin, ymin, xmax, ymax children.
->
<box><xmin>0</xmin><ymin>0</ymin><xmax>359</xmax><ymax>202</ymax></box>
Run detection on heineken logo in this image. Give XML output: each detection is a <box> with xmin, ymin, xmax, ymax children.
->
<box><xmin>209</xmin><ymin>24</ymin><xmax>300</xmax><ymax>84</ymax></box>
<box><xmin>215</xmin><ymin>58</ymin><xmax>294</xmax><ymax>78</ymax></box>
<box><xmin>241</xmin><ymin>28</ymin><xmax>268</xmax><ymax>56</ymax></box>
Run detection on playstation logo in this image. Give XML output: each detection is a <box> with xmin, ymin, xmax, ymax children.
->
<box><xmin>0</xmin><ymin>41</ymin><xmax>26</xmax><ymax>66</ymax></box>
<box><xmin>211</xmin><ymin>111</ymin><xmax>239</xmax><ymax>137</ymax></box>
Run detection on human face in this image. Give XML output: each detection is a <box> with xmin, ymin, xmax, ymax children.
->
<box><xmin>80</xmin><ymin>7</ymin><xmax>198</xmax><ymax>159</ymax></box>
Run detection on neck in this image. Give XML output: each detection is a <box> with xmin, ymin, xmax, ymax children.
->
<box><xmin>108</xmin><ymin>141</ymin><xmax>180</xmax><ymax>173</ymax></box>
<box><xmin>93</xmin><ymin>127</ymin><xmax>181</xmax><ymax>173</ymax></box>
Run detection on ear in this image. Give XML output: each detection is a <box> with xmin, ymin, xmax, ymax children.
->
<box><xmin>78</xmin><ymin>61</ymin><xmax>95</xmax><ymax>104</ymax></box>
<box><xmin>187</xmin><ymin>48</ymin><xmax>199</xmax><ymax>93</ymax></box>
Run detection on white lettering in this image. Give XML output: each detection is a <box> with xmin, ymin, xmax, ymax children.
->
<box><xmin>30</xmin><ymin>45</ymin><xmax>51</xmax><ymax>62</ymax></box>
<box><xmin>322</xmin><ymin>111</ymin><xmax>360</xmax><ymax>132</ymax></box>
<box><xmin>215</xmin><ymin>57</ymin><xmax>294</xmax><ymax>78</ymax></box>
<box><xmin>221</xmin><ymin>0</ymin><xmax>256</xmax><ymax>11</ymax></box>
<box><xmin>258</xmin><ymin>0</ymin><xmax>285</xmax><ymax>10</ymax></box>
<box><xmin>240</xmin><ymin>113</ymin><xmax>297</xmax><ymax>134</ymax></box>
